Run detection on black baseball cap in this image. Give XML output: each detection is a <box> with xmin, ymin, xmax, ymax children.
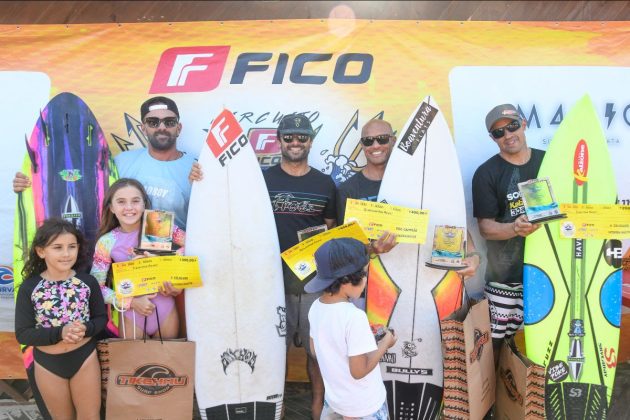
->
<box><xmin>140</xmin><ymin>96</ymin><xmax>180</xmax><ymax>121</ymax></box>
<box><xmin>304</xmin><ymin>238</ymin><xmax>369</xmax><ymax>293</ymax></box>
<box><xmin>277</xmin><ymin>114</ymin><xmax>315</xmax><ymax>137</ymax></box>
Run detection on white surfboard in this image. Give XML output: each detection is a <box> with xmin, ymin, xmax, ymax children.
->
<box><xmin>368</xmin><ymin>97</ymin><xmax>467</xmax><ymax>419</ymax></box>
<box><xmin>0</xmin><ymin>71</ymin><xmax>50</xmax><ymax>330</ymax></box>
<box><xmin>186</xmin><ymin>109</ymin><xmax>286</xmax><ymax>420</ymax></box>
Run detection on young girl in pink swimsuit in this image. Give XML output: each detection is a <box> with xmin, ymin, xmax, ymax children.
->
<box><xmin>91</xmin><ymin>178</ymin><xmax>184</xmax><ymax>339</ymax></box>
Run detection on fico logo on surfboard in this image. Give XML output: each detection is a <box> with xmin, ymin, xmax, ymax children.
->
<box><xmin>206</xmin><ymin>110</ymin><xmax>249</xmax><ymax>167</ymax></box>
<box><xmin>573</xmin><ymin>139</ymin><xmax>589</xmax><ymax>185</ymax></box>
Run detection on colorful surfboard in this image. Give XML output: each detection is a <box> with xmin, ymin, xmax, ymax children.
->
<box><xmin>524</xmin><ymin>95</ymin><xmax>621</xmax><ymax>419</ymax></box>
<box><xmin>13</xmin><ymin>92</ymin><xmax>117</xmax><ymax>296</ymax></box>
<box><xmin>185</xmin><ymin>109</ymin><xmax>286</xmax><ymax>419</ymax></box>
<box><xmin>366</xmin><ymin>97</ymin><xmax>467</xmax><ymax>419</ymax></box>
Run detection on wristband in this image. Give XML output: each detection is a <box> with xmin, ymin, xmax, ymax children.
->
<box><xmin>466</xmin><ymin>251</ymin><xmax>482</xmax><ymax>262</ymax></box>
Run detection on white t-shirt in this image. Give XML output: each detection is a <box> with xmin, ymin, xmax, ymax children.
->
<box><xmin>309</xmin><ymin>298</ymin><xmax>386</xmax><ymax>417</ymax></box>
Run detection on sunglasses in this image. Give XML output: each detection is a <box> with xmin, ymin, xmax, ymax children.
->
<box><xmin>281</xmin><ymin>134</ymin><xmax>310</xmax><ymax>143</ymax></box>
<box><xmin>144</xmin><ymin>117</ymin><xmax>179</xmax><ymax>129</ymax></box>
<box><xmin>360</xmin><ymin>134</ymin><xmax>392</xmax><ymax>147</ymax></box>
<box><xmin>490</xmin><ymin>120</ymin><xmax>521</xmax><ymax>139</ymax></box>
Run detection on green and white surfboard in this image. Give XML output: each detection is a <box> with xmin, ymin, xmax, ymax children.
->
<box><xmin>523</xmin><ymin>95</ymin><xmax>622</xmax><ymax>419</ymax></box>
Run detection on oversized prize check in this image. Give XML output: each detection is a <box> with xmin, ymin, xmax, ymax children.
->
<box><xmin>281</xmin><ymin>221</ymin><xmax>369</xmax><ymax>281</ymax></box>
<box><xmin>344</xmin><ymin>198</ymin><xmax>430</xmax><ymax>243</ymax></box>
<box><xmin>559</xmin><ymin>203</ymin><xmax>630</xmax><ymax>239</ymax></box>
<box><xmin>113</xmin><ymin>255</ymin><xmax>202</xmax><ymax>298</ymax></box>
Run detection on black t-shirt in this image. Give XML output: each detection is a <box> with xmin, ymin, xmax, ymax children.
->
<box><xmin>472</xmin><ymin>148</ymin><xmax>545</xmax><ymax>285</ymax></box>
<box><xmin>336</xmin><ymin>171</ymin><xmax>381</xmax><ymax>224</ymax></box>
<box><xmin>263</xmin><ymin>164</ymin><xmax>337</xmax><ymax>294</ymax></box>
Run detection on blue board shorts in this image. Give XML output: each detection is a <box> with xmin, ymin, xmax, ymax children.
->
<box><xmin>321</xmin><ymin>399</ymin><xmax>389</xmax><ymax>420</ymax></box>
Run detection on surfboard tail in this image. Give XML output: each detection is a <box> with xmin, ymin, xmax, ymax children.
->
<box><xmin>545</xmin><ymin>382</ymin><xmax>607</xmax><ymax>420</ymax></box>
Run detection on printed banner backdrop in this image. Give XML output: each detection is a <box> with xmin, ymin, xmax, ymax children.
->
<box><xmin>1</xmin><ymin>20</ymin><xmax>629</xmax><ymax>329</ymax></box>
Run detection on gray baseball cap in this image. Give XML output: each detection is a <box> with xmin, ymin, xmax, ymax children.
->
<box><xmin>485</xmin><ymin>104</ymin><xmax>522</xmax><ymax>131</ymax></box>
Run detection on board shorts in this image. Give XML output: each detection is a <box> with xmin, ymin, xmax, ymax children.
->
<box><xmin>286</xmin><ymin>292</ymin><xmax>320</xmax><ymax>357</ymax></box>
<box><xmin>484</xmin><ymin>281</ymin><xmax>523</xmax><ymax>340</ymax></box>
<box><xmin>321</xmin><ymin>399</ymin><xmax>389</xmax><ymax>420</ymax></box>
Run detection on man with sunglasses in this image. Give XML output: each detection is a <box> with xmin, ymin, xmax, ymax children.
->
<box><xmin>263</xmin><ymin>113</ymin><xmax>337</xmax><ymax>420</ymax></box>
<box><xmin>13</xmin><ymin>96</ymin><xmax>195</xmax><ymax>231</ymax></box>
<box><xmin>336</xmin><ymin>120</ymin><xmax>398</xmax><ymax>257</ymax></box>
<box><xmin>472</xmin><ymin>103</ymin><xmax>545</xmax><ymax>363</ymax></box>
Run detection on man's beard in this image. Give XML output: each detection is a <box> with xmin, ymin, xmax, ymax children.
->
<box><xmin>148</xmin><ymin>132</ymin><xmax>177</xmax><ymax>151</ymax></box>
<box><xmin>281</xmin><ymin>146</ymin><xmax>309</xmax><ymax>163</ymax></box>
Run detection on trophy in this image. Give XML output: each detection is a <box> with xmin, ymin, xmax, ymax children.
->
<box><xmin>134</xmin><ymin>209</ymin><xmax>177</xmax><ymax>255</ymax></box>
<box><xmin>425</xmin><ymin>225</ymin><xmax>467</xmax><ymax>270</ymax></box>
<box><xmin>518</xmin><ymin>177</ymin><xmax>567</xmax><ymax>223</ymax></box>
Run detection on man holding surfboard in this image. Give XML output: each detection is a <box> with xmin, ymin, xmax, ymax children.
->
<box><xmin>472</xmin><ymin>103</ymin><xmax>545</xmax><ymax>362</ymax></box>
<box><xmin>13</xmin><ymin>96</ymin><xmax>195</xmax><ymax>338</ymax></box>
<box><xmin>189</xmin><ymin>113</ymin><xmax>337</xmax><ymax>419</ymax></box>
<box><xmin>264</xmin><ymin>114</ymin><xmax>337</xmax><ymax>420</ymax></box>
<box><xmin>336</xmin><ymin>119</ymin><xmax>480</xmax><ymax>278</ymax></box>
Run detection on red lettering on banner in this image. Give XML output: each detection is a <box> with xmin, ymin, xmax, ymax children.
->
<box><xmin>149</xmin><ymin>46</ymin><xmax>230</xmax><ymax>93</ymax></box>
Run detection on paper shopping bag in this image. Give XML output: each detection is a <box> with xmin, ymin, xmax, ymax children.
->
<box><xmin>441</xmin><ymin>297</ymin><xmax>495</xmax><ymax>420</ymax></box>
<box><xmin>495</xmin><ymin>338</ymin><xmax>545</xmax><ymax>419</ymax></box>
<box><xmin>99</xmin><ymin>337</ymin><xmax>195</xmax><ymax>420</ymax></box>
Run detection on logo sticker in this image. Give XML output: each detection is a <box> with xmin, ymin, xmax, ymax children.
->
<box><xmin>206</xmin><ymin>109</ymin><xmax>249</xmax><ymax>167</ymax></box>
<box><xmin>59</xmin><ymin>169</ymin><xmax>82</xmax><ymax>182</ymax></box>
<box><xmin>397</xmin><ymin>102</ymin><xmax>438</xmax><ymax>156</ymax></box>
<box><xmin>116</xmin><ymin>364</ymin><xmax>188</xmax><ymax>395</ymax></box>
<box><xmin>573</xmin><ymin>139</ymin><xmax>589</xmax><ymax>185</ymax></box>
<box><xmin>149</xmin><ymin>46</ymin><xmax>230</xmax><ymax>93</ymax></box>
<box><xmin>276</xmin><ymin>306</ymin><xmax>287</xmax><ymax>337</ymax></box>
<box><xmin>221</xmin><ymin>348</ymin><xmax>257</xmax><ymax>374</ymax></box>
<box><xmin>547</xmin><ymin>360</ymin><xmax>569</xmax><ymax>382</ymax></box>
<box><xmin>402</xmin><ymin>341</ymin><xmax>418</xmax><ymax>358</ymax></box>
<box><xmin>386</xmin><ymin>366</ymin><xmax>433</xmax><ymax>376</ymax></box>
<box><xmin>116</xmin><ymin>279</ymin><xmax>134</xmax><ymax>297</ymax></box>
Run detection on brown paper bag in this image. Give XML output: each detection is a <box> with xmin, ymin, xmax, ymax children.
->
<box><xmin>495</xmin><ymin>338</ymin><xmax>545</xmax><ymax>419</ymax></box>
<box><xmin>441</xmin><ymin>298</ymin><xmax>495</xmax><ymax>420</ymax></box>
<box><xmin>98</xmin><ymin>337</ymin><xmax>195</xmax><ymax>420</ymax></box>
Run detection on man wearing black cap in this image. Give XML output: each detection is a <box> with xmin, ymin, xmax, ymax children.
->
<box><xmin>263</xmin><ymin>113</ymin><xmax>337</xmax><ymax>419</ymax></box>
<box><xmin>115</xmin><ymin>96</ymin><xmax>195</xmax><ymax>230</ymax></box>
<box><xmin>13</xmin><ymin>96</ymin><xmax>195</xmax><ymax>230</ymax></box>
<box><xmin>472</xmin><ymin>103</ymin><xmax>545</xmax><ymax>362</ymax></box>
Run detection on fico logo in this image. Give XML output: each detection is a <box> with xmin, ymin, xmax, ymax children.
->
<box><xmin>150</xmin><ymin>46</ymin><xmax>231</xmax><ymax>93</ymax></box>
<box><xmin>248</xmin><ymin>128</ymin><xmax>281</xmax><ymax>168</ymax></box>
<box><xmin>573</xmin><ymin>139</ymin><xmax>589</xmax><ymax>185</ymax></box>
<box><xmin>150</xmin><ymin>46</ymin><xmax>373</xmax><ymax>93</ymax></box>
<box><xmin>207</xmin><ymin>110</ymin><xmax>249</xmax><ymax>167</ymax></box>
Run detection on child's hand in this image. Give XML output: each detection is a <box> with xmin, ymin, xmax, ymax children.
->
<box><xmin>159</xmin><ymin>282</ymin><xmax>182</xmax><ymax>297</ymax></box>
<box><xmin>61</xmin><ymin>321</ymin><xmax>85</xmax><ymax>344</ymax></box>
<box><xmin>380</xmin><ymin>328</ymin><xmax>397</xmax><ymax>349</ymax></box>
<box><xmin>132</xmin><ymin>250</ymin><xmax>155</xmax><ymax>260</ymax></box>
<box><xmin>130</xmin><ymin>294</ymin><xmax>158</xmax><ymax>316</ymax></box>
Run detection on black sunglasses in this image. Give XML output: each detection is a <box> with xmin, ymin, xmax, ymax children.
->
<box><xmin>360</xmin><ymin>134</ymin><xmax>392</xmax><ymax>147</ymax></box>
<box><xmin>144</xmin><ymin>117</ymin><xmax>179</xmax><ymax>129</ymax></box>
<box><xmin>281</xmin><ymin>134</ymin><xmax>310</xmax><ymax>143</ymax></box>
<box><xmin>490</xmin><ymin>120</ymin><xmax>521</xmax><ymax>139</ymax></box>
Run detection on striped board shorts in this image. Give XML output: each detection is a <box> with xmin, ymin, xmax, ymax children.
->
<box><xmin>484</xmin><ymin>282</ymin><xmax>524</xmax><ymax>340</ymax></box>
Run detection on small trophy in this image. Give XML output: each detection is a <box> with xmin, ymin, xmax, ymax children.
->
<box><xmin>134</xmin><ymin>209</ymin><xmax>177</xmax><ymax>255</ymax></box>
<box><xmin>297</xmin><ymin>224</ymin><xmax>328</xmax><ymax>242</ymax></box>
<box><xmin>425</xmin><ymin>225</ymin><xmax>467</xmax><ymax>270</ymax></box>
<box><xmin>518</xmin><ymin>177</ymin><xmax>567</xmax><ymax>223</ymax></box>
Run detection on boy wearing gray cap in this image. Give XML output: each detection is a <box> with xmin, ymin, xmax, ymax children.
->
<box><xmin>306</xmin><ymin>238</ymin><xmax>397</xmax><ymax>419</ymax></box>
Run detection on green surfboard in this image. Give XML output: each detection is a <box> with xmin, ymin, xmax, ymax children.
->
<box><xmin>523</xmin><ymin>95</ymin><xmax>622</xmax><ymax>419</ymax></box>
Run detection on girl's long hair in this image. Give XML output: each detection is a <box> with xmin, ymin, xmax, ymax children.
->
<box><xmin>22</xmin><ymin>218</ymin><xmax>87</xmax><ymax>279</ymax></box>
<box><xmin>96</xmin><ymin>178</ymin><xmax>151</xmax><ymax>240</ymax></box>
